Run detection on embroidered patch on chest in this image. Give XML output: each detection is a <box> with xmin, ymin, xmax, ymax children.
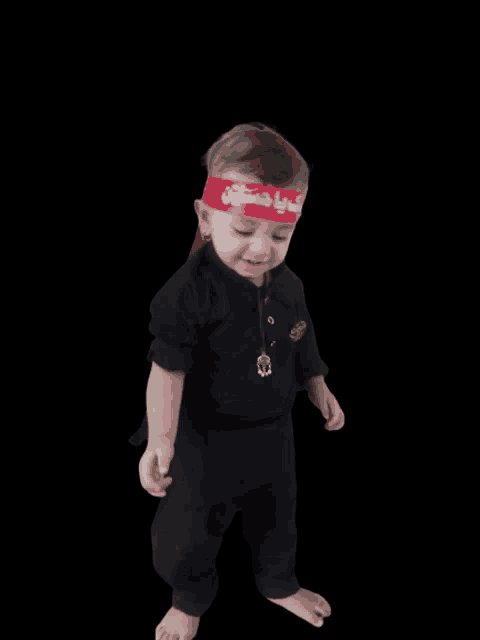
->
<box><xmin>289</xmin><ymin>320</ymin><xmax>307</xmax><ymax>342</ymax></box>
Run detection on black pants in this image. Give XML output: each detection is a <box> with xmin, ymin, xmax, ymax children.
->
<box><xmin>150</xmin><ymin>414</ymin><xmax>300</xmax><ymax>617</ymax></box>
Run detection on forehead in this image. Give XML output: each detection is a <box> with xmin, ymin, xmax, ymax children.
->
<box><xmin>231</xmin><ymin>212</ymin><xmax>298</xmax><ymax>230</ymax></box>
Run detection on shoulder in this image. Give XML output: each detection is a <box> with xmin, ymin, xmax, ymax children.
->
<box><xmin>149</xmin><ymin>254</ymin><xmax>200</xmax><ymax>321</ymax></box>
<box><xmin>150</xmin><ymin>249</ymin><xmax>227</xmax><ymax>328</ymax></box>
<box><xmin>150</xmin><ymin>260</ymin><xmax>193</xmax><ymax>306</ymax></box>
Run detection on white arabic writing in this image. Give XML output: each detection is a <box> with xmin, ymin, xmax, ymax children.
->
<box><xmin>221</xmin><ymin>184</ymin><xmax>304</xmax><ymax>214</ymax></box>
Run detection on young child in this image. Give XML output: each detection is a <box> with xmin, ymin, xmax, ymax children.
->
<box><xmin>128</xmin><ymin>123</ymin><xmax>344</xmax><ymax>640</ymax></box>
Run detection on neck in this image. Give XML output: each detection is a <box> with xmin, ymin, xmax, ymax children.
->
<box><xmin>252</xmin><ymin>273</ymin><xmax>265</xmax><ymax>288</ymax></box>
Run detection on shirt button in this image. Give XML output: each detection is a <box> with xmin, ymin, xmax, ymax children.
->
<box><xmin>268</xmin><ymin>316</ymin><xmax>275</xmax><ymax>325</ymax></box>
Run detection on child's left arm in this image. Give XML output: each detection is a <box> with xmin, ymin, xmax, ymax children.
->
<box><xmin>307</xmin><ymin>375</ymin><xmax>345</xmax><ymax>431</ymax></box>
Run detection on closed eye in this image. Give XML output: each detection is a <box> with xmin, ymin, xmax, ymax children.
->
<box><xmin>235</xmin><ymin>230</ymin><xmax>288</xmax><ymax>242</ymax></box>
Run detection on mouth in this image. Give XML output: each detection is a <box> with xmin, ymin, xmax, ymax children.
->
<box><xmin>243</xmin><ymin>260</ymin><xmax>267</xmax><ymax>269</ymax></box>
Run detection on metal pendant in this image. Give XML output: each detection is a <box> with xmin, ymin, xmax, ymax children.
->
<box><xmin>256</xmin><ymin>351</ymin><xmax>272</xmax><ymax>377</ymax></box>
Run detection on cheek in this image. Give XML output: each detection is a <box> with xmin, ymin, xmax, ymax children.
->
<box><xmin>217</xmin><ymin>231</ymin><xmax>242</xmax><ymax>253</ymax></box>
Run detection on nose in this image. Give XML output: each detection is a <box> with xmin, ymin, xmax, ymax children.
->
<box><xmin>244</xmin><ymin>238</ymin><xmax>270</xmax><ymax>262</ymax></box>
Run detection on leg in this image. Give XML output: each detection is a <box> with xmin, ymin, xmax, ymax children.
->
<box><xmin>151</xmin><ymin>435</ymin><xmax>241</xmax><ymax>618</ymax></box>
<box><xmin>239</xmin><ymin>428</ymin><xmax>300</xmax><ymax>599</ymax></box>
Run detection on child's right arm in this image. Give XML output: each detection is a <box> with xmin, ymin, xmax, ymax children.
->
<box><xmin>146</xmin><ymin>361</ymin><xmax>185</xmax><ymax>446</ymax></box>
<box><xmin>139</xmin><ymin>362</ymin><xmax>185</xmax><ymax>497</ymax></box>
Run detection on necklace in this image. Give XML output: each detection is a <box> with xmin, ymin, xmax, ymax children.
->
<box><xmin>256</xmin><ymin>270</ymin><xmax>272</xmax><ymax>378</ymax></box>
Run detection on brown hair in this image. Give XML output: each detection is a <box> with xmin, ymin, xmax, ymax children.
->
<box><xmin>188</xmin><ymin>122</ymin><xmax>313</xmax><ymax>260</ymax></box>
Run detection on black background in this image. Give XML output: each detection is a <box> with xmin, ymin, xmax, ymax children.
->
<box><xmin>101</xmin><ymin>114</ymin><xmax>400</xmax><ymax>638</ymax></box>
<box><xmin>69</xmin><ymin>70</ymin><xmax>423</xmax><ymax>637</ymax></box>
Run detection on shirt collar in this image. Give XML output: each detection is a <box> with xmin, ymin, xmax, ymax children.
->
<box><xmin>202</xmin><ymin>241</ymin><xmax>287</xmax><ymax>295</ymax></box>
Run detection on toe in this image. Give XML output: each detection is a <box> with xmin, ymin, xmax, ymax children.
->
<box><xmin>313</xmin><ymin>614</ymin><xmax>324</xmax><ymax>627</ymax></box>
<box><xmin>315</xmin><ymin>597</ymin><xmax>331</xmax><ymax>617</ymax></box>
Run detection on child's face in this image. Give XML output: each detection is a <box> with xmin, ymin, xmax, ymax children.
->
<box><xmin>195</xmin><ymin>171</ymin><xmax>303</xmax><ymax>285</ymax></box>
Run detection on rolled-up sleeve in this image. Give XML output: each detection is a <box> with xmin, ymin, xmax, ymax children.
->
<box><xmin>294</xmin><ymin>281</ymin><xmax>329</xmax><ymax>390</ymax></box>
<box><xmin>146</xmin><ymin>279</ymin><xmax>199</xmax><ymax>374</ymax></box>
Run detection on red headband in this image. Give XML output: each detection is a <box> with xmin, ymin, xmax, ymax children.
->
<box><xmin>202</xmin><ymin>176</ymin><xmax>305</xmax><ymax>223</ymax></box>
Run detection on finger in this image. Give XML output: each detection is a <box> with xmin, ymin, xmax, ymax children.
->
<box><xmin>139</xmin><ymin>450</ymin><xmax>154</xmax><ymax>476</ymax></box>
<box><xmin>157</xmin><ymin>477</ymin><xmax>172</xmax><ymax>490</ymax></box>
<box><xmin>141</xmin><ymin>457</ymin><xmax>158</xmax><ymax>485</ymax></box>
<box><xmin>148</xmin><ymin>486</ymin><xmax>166</xmax><ymax>497</ymax></box>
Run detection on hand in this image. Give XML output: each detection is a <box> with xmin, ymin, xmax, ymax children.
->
<box><xmin>139</xmin><ymin>439</ymin><xmax>175</xmax><ymax>497</ymax></box>
<box><xmin>322</xmin><ymin>392</ymin><xmax>345</xmax><ymax>431</ymax></box>
<box><xmin>316</xmin><ymin>388</ymin><xmax>345</xmax><ymax>431</ymax></box>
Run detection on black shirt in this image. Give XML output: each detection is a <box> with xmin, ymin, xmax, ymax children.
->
<box><xmin>128</xmin><ymin>241</ymin><xmax>328</xmax><ymax>445</ymax></box>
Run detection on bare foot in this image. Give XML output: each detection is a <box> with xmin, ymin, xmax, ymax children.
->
<box><xmin>267</xmin><ymin>587</ymin><xmax>331</xmax><ymax>628</ymax></box>
<box><xmin>155</xmin><ymin>606</ymin><xmax>201</xmax><ymax>640</ymax></box>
